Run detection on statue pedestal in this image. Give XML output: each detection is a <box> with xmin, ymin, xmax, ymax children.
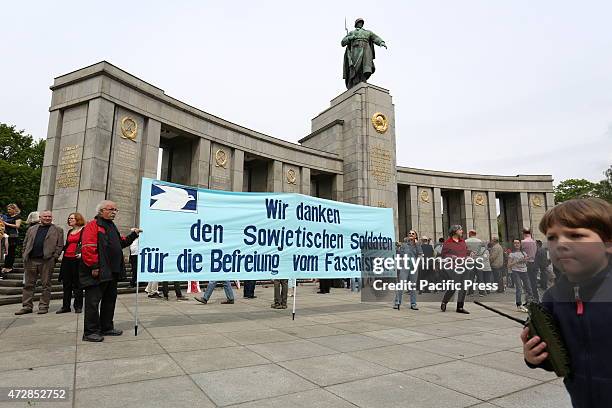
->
<box><xmin>301</xmin><ymin>82</ymin><xmax>398</xmax><ymax>234</ymax></box>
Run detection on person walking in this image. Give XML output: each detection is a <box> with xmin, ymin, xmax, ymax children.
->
<box><xmin>194</xmin><ymin>280</ymin><xmax>234</xmax><ymax>304</ymax></box>
<box><xmin>440</xmin><ymin>225</ymin><xmax>470</xmax><ymax>314</ymax></box>
<box><xmin>508</xmin><ymin>239</ymin><xmax>532</xmax><ymax>312</ymax></box>
<box><xmin>394</xmin><ymin>230</ymin><xmax>422</xmax><ymax>310</ymax></box>
<box><xmin>15</xmin><ymin>211</ymin><xmax>64</xmax><ymax>315</ymax></box>
<box><xmin>521</xmin><ymin>228</ymin><xmax>540</xmax><ymax>302</ymax></box>
<box><xmin>56</xmin><ymin>212</ymin><xmax>85</xmax><ymax>314</ymax></box>
<box><xmin>80</xmin><ymin>201</ymin><xmax>140</xmax><ymax>342</ymax></box>
<box><xmin>271</xmin><ymin>279</ymin><xmax>288</xmax><ymax>309</ymax></box>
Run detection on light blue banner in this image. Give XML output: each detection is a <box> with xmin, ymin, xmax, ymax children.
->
<box><xmin>138</xmin><ymin>178</ymin><xmax>395</xmax><ymax>282</ymax></box>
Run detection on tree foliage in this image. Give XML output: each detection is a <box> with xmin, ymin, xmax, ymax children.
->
<box><xmin>554</xmin><ymin>166</ymin><xmax>612</xmax><ymax>203</ymax></box>
<box><xmin>0</xmin><ymin>123</ymin><xmax>45</xmax><ymax>218</ymax></box>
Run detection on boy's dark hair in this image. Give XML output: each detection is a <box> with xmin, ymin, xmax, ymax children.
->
<box><xmin>539</xmin><ymin>198</ymin><xmax>612</xmax><ymax>242</ymax></box>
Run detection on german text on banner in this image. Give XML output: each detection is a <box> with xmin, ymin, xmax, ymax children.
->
<box><xmin>138</xmin><ymin>178</ymin><xmax>395</xmax><ymax>282</ymax></box>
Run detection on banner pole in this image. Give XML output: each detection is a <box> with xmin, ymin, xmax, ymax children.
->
<box><xmin>292</xmin><ymin>281</ymin><xmax>297</xmax><ymax>320</ymax></box>
<box><xmin>134</xmin><ymin>262</ymin><xmax>139</xmax><ymax>336</ymax></box>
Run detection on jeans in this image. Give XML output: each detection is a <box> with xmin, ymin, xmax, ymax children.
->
<box><xmin>491</xmin><ymin>267</ymin><xmax>504</xmax><ymax>292</ymax></box>
<box><xmin>202</xmin><ymin>281</ymin><xmax>234</xmax><ymax>301</ymax></box>
<box><xmin>513</xmin><ymin>271</ymin><xmax>533</xmax><ymax>306</ymax></box>
<box><xmin>395</xmin><ymin>269</ymin><xmax>417</xmax><ymax>306</ymax></box>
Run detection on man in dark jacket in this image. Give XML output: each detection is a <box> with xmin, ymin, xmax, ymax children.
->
<box><xmin>15</xmin><ymin>211</ymin><xmax>64</xmax><ymax>315</ymax></box>
<box><xmin>80</xmin><ymin>200</ymin><xmax>140</xmax><ymax>342</ymax></box>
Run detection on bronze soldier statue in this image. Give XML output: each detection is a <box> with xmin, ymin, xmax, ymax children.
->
<box><xmin>342</xmin><ymin>18</ymin><xmax>387</xmax><ymax>89</ymax></box>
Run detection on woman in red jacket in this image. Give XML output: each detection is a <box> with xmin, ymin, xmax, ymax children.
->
<box><xmin>440</xmin><ymin>225</ymin><xmax>470</xmax><ymax>314</ymax></box>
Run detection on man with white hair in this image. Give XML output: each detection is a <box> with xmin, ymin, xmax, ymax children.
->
<box><xmin>15</xmin><ymin>211</ymin><xmax>64</xmax><ymax>315</ymax></box>
<box><xmin>80</xmin><ymin>200</ymin><xmax>140</xmax><ymax>342</ymax></box>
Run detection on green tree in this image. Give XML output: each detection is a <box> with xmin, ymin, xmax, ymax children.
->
<box><xmin>0</xmin><ymin>123</ymin><xmax>45</xmax><ymax>218</ymax></box>
<box><xmin>553</xmin><ymin>179</ymin><xmax>597</xmax><ymax>203</ymax></box>
<box><xmin>593</xmin><ymin>166</ymin><xmax>612</xmax><ymax>203</ymax></box>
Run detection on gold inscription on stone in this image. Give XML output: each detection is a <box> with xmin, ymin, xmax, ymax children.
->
<box><xmin>531</xmin><ymin>195</ymin><xmax>543</xmax><ymax>208</ymax></box>
<box><xmin>377</xmin><ymin>201</ymin><xmax>387</xmax><ymax>208</ymax></box>
<box><xmin>215</xmin><ymin>149</ymin><xmax>228</xmax><ymax>168</ymax></box>
<box><xmin>420</xmin><ymin>190</ymin><xmax>430</xmax><ymax>203</ymax></box>
<box><xmin>371</xmin><ymin>112</ymin><xmax>389</xmax><ymax>134</ymax></box>
<box><xmin>56</xmin><ymin>144</ymin><xmax>81</xmax><ymax>189</ymax></box>
<box><xmin>474</xmin><ymin>193</ymin><xmax>486</xmax><ymax>206</ymax></box>
<box><xmin>369</xmin><ymin>146</ymin><xmax>392</xmax><ymax>186</ymax></box>
<box><xmin>120</xmin><ymin>117</ymin><xmax>138</xmax><ymax>142</ymax></box>
<box><xmin>286</xmin><ymin>168</ymin><xmax>297</xmax><ymax>185</ymax></box>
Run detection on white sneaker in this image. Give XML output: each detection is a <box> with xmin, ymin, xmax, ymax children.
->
<box><xmin>517</xmin><ymin>305</ymin><xmax>528</xmax><ymax>313</ymax></box>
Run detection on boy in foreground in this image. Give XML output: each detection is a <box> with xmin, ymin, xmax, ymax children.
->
<box><xmin>521</xmin><ymin>198</ymin><xmax>612</xmax><ymax>408</ymax></box>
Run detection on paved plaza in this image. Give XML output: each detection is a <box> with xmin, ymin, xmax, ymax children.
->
<box><xmin>0</xmin><ymin>284</ymin><xmax>571</xmax><ymax>408</ymax></box>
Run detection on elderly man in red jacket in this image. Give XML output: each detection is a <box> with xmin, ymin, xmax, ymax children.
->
<box><xmin>80</xmin><ymin>200</ymin><xmax>140</xmax><ymax>342</ymax></box>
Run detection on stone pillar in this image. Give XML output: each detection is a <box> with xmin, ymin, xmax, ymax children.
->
<box><xmin>282</xmin><ymin>164</ymin><xmax>300</xmax><ymax>193</ymax></box>
<box><xmin>106</xmin><ymin>106</ymin><xmax>145</xmax><ymax>232</ymax></box>
<box><xmin>471</xmin><ymin>191</ymin><xmax>490</xmax><ymax>240</ymax></box>
<box><xmin>232</xmin><ymin>149</ymin><xmax>244</xmax><ymax>192</ymax></box>
<box><xmin>433</xmin><ymin>188</ymin><xmax>443</xmax><ymax>240</ymax></box>
<box><xmin>209</xmin><ymin>143</ymin><xmax>232</xmax><ymax>190</ymax></box>
<box><xmin>519</xmin><ymin>192</ymin><xmax>531</xmax><ymax>232</ymax></box>
<box><xmin>38</xmin><ymin>110</ymin><xmax>63</xmax><ymax>212</ymax></box>
<box><xmin>528</xmin><ymin>193</ymin><xmax>547</xmax><ymax>240</ymax></box>
<box><xmin>461</xmin><ymin>189</ymin><xmax>474</xmax><ymax>232</ymax></box>
<box><xmin>545</xmin><ymin>192</ymin><xmax>555</xmax><ymax>210</ymax></box>
<box><xmin>191</xmin><ymin>138</ymin><xmax>211</xmax><ymax>188</ymax></box>
<box><xmin>308</xmin><ymin>83</ymin><xmax>398</xmax><ymax>229</ymax></box>
<box><xmin>300</xmin><ymin>167</ymin><xmax>311</xmax><ymax>195</ymax></box>
<box><xmin>52</xmin><ymin>103</ymin><xmax>95</xmax><ymax>226</ymax></box>
<box><xmin>332</xmin><ymin>174</ymin><xmax>343</xmax><ymax>202</ymax></box>
<box><xmin>407</xmin><ymin>185</ymin><xmax>419</xmax><ymax>235</ymax></box>
<box><xmin>267</xmin><ymin>160</ymin><xmax>282</xmax><ymax>192</ymax></box>
<box><xmin>416</xmin><ymin>187</ymin><xmax>435</xmax><ymax>240</ymax></box>
<box><xmin>487</xmin><ymin>191</ymin><xmax>499</xmax><ymax>241</ymax></box>
<box><xmin>140</xmin><ymin>118</ymin><xmax>160</xmax><ymax>180</ymax></box>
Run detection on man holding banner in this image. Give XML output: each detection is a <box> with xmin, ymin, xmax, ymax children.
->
<box><xmin>80</xmin><ymin>200</ymin><xmax>140</xmax><ymax>342</ymax></box>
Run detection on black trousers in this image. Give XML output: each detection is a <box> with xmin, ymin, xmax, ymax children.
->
<box><xmin>129</xmin><ymin>255</ymin><xmax>138</xmax><ymax>286</ymax></box>
<box><xmin>60</xmin><ymin>257</ymin><xmax>83</xmax><ymax>310</ymax></box>
<box><xmin>243</xmin><ymin>280</ymin><xmax>256</xmax><ymax>297</ymax></box>
<box><xmin>441</xmin><ymin>269</ymin><xmax>466</xmax><ymax>309</ymax></box>
<box><xmin>162</xmin><ymin>281</ymin><xmax>182</xmax><ymax>298</ymax></box>
<box><xmin>84</xmin><ymin>279</ymin><xmax>117</xmax><ymax>336</ymax></box>
<box><xmin>3</xmin><ymin>236</ymin><xmax>18</xmax><ymax>268</ymax></box>
<box><xmin>319</xmin><ymin>279</ymin><xmax>331</xmax><ymax>293</ymax></box>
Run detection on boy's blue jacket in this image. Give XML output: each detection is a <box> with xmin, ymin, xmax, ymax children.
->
<box><xmin>531</xmin><ymin>261</ymin><xmax>612</xmax><ymax>408</ymax></box>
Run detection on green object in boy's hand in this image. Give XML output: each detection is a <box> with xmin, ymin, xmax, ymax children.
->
<box><xmin>527</xmin><ymin>302</ymin><xmax>571</xmax><ymax>377</ymax></box>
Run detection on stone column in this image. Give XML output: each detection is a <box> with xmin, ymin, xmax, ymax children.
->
<box><xmin>267</xmin><ymin>160</ymin><xmax>283</xmax><ymax>192</ymax></box>
<box><xmin>191</xmin><ymin>138</ymin><xmax>211</xmax><ymax>188</ymax></box>
<box><xmin>433</xmin><ymin>187</ymin><xmax>443</xmax><ymax>240</ymax></box>
<box><xmin>140</xmin><ymin>118</ymin><xmax>160</xmax><ymax>180</ymax></box>
<box><xmin>38</xmin><ymin>110</ymin><xmax>63</xmax><ymax>211</ymax></box>
<box><xmin>232</xmin><ymin>149</ymin><xmax>244</xmax><ymax>192</ymax></box>
<box><xmin>487</xmin><ymin>191</ymin><xmax>499</xmax><ymax>241</ymax></box>
<box><xmin>300</xmin><ymin>167</ymin><xmax>311</xmax><ymax>195</ymax></box>
<box><xmin>461</xmin><ymin>189</ymin><xmax>474</xmax><ymax>232</ymax></box>
<box><xmin>416</xmin><ymin>187</ymin><xmax>435</xmax><ymax>240</ymax></box>
<box><xmin>52</xmin><ymin>102</ymin><xmax>101</xmax><ymax>226</ymax></box>
<box><xmin>519</xmin><ymin>192</ymin><xmax>531</xmax><ymax>232</ymax></box>
<box><xmin>408</xmin><ymin>185</ymin><xmax>419</xmax><ymax>234</ymax></box>
<box><xmin>332</xmin><ymin>174</ymin><xmax>344</xmax><ymax>202</ymax></box>
<box><xmin>545</xmin><ymin>192</ymin><xmax>555</xmax><ymax>210</ymax></box>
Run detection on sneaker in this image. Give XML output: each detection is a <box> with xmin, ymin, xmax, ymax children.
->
<box><xmin>271</xmin><ymin>303</ymin><xmax>280</xmax><ymax>309</ymax></box>
<box><xmin>280</xmin><ymin>304</ymin><xmax>287</xmax><ymax>309</ymax></box>
<box><xmin>221</xmin><ymin>299</ymin><xmax>234</xmax><ymax>304</ymax></box>
<box><xmin>101</xmin><ymin>329</ymin><xmax>123</xmax><ymax>336</ymax></box>
<box><xmin>456</xmin><ymin>308</ymin><xmax>470</xmax><ymax>314</ymax></box>
<box><xmin>176</xmin><ymin>296</ymin><xmax>189</xmax><ymax>301</ymax></box>
<box><xmin>37</xmin><ymin>309</ymin><xmax>48</xmax><ymax>315</ymax></box>
<box><xmin>15</xmin><ymin>308</ymin><xmax>33</xmax><ymax>315</ymax></box>
<box><xmin>410</xmin><ymin>305</ymin><xmax>419</xmax><ymax>311</ymax></box>
<box><xmin>194</xmin><ymin>297</ymin><xmax>208</xmax><ymax>304</ymax></box>
<box><xmin>148</xmin><ymin>293</ymin><xmax>161</xmax><ymax>298</ymax></box>
<box><xmin>517</xmin><ymin>305</ymin><xmax>528</xmax><ymax>313</ymax></box>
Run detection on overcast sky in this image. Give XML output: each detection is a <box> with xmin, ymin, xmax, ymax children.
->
<box><xmin>2</xmin><ymin>1</ymin><xmax>610</xmax><ymax>183</ymax></box>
